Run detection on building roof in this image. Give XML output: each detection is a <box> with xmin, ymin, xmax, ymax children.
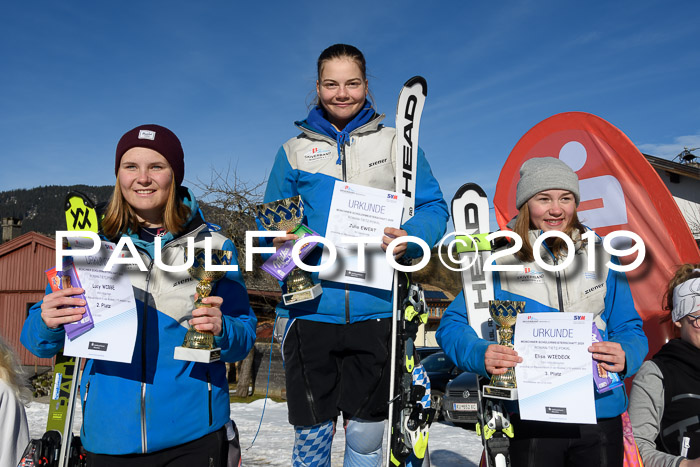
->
<box><xmin>421</xmin><ymin>283</ymin><xmax>455</xmax><ymax>301</ymax></box>
<box><xmin>643</xmin><ymin>154</ymin><xmax>700</xmax><ymax>181</ymax></box>
<box><xmin>0</xmin><ymin>231</ymin><xmax>55</xmax><ymax>258</ymax></box>
<box><xmin>424</xmin><ymin>290</ymin><xmax>448</xmax><ymax>300</ymax></box>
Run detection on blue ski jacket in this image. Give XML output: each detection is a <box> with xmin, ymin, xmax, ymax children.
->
<box><xmin>436</xmin><ymin>228</ymin><xmax>648</xmax><ymax>419</ymax></box>
<box><xmin>21</xmin><ymin>188</ymin><xmax>257</xmax><ymax>455</ymax></box>
<box><xmin>261</xmin><ymin>110</ymin><xmax>449</xmax><ymax>324</ymax></box>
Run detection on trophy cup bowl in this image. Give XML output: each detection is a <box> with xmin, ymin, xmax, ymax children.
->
<box><xmin>255</xmin><ymin>196</ymin><xmax>322</xmax><ymax>306</ymax></box>
<box><xmin>173</xmin><ymin>248</ymin><xmax>233</xmax><ymax>363</ymax></box>
<box><xmin>483</xmin><ymin>299</ymin><xmax>525</xmax><ymax>400</ymax></box>
<box><xmin>256</xmin><ymin>195</ymin><xmax>304</xmax><ymax>233</ymax></box>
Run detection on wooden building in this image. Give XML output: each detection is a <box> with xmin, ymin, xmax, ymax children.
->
<box><xmin>416</xmin><ymin>284</ymin><xmax>454</xmax><ymax>347</ymax></box>
<box><xmin>0</xmin><ymin>231</ymin><xmax>56</xmax><ymax>367</ymax></box>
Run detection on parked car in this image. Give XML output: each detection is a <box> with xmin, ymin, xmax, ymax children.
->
<box><xmin>443</xmin><ymin>371</ymin><xmax>480</xmax><ymax>427</ymax></box>
<box><xmin>416</xmin><ymin>346</ymin><xmax>441</xmax><ymax>362</ymax></box>
<box><xmin>420</xmin><ymin>351</ymin><xmax>461</xmax><ymax>419</ymax></box>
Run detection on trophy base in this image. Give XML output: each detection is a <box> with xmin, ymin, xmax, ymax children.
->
<box><xmin>283</xmin><ymin>284</ymin><xmax>323</xmax><ymax>306</ymax></box>
<box><xmin>483</xmin><ymin>385</ymin><xmax>518</xmax><ymax>401</ymax></box>
<box><xmin>174</xmin><ymin>346</ymin><xmax>221</xmax><ymax>363</ymax></box>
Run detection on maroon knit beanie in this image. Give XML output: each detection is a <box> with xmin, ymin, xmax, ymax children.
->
<box><xmin>115</xmin><ymin>124</ymin><xmax>185</xmax><ymax>186</ymax></box>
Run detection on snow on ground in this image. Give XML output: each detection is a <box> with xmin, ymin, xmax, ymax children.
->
<box><xmin>26</xmin><ymin>399</ymin><xmax>482</xmax><ymax>466</ymax></box>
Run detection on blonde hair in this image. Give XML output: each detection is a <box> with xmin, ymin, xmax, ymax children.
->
<box><xmin>512</xmin><ymin>202</ymin><xmax>586</xmax><ymax>263</ymax></box>
<box><xmin>0</xmin><ymin>336</ymin><xmax>31</xmax><ymax>405</ymax></box>
<box><xmin>101</xmin><ymin>174</ymin><xmax>190</xmax><ymax>240</ymax></box>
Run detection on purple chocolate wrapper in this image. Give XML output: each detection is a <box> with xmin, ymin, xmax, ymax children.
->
<box><xmin>592</xmin><ymin>322</ymin><xmax>623</xmax><ymax>393</ymax></box>
<box><xmin>262</xmin><ymin>228</ymin><xmax>320</xmax><ymax>281</ymax></box>
<box><xmin>46</xmin><ymin>260</ymin><xmax>94</xmax><ymax>340</ymax></box>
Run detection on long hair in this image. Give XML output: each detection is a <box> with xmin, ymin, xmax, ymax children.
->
<box><xmin>512</xmin><ymin>202</ymin><xmax>586</xmax><ymax>263</ymax></box>
<box><xmin>0</xmin><ymin>336</ymin><xmax>31</xmax><ymax>405</ymax></box>
<box><xmin>101</xmin><ymin>175</ymin><xmax>190</xmax><ymax>240</ymax></box>
<box><xmin>311</xmin><ymin>43</ymin><xmax>377</xmax><ymax>110</ymax></box>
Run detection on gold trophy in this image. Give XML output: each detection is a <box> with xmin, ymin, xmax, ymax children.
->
<box><xmin>173</xmin><ymin>248</ymin><xmax>233</xmax><ymax>363</ymax></box>
<box><xmin>482</xmin><ymin>299</ymin><xmax>525</xmax><ymax>400</ymax></box>
<box><xmin>256</xmin><ymin>196</ymin><xmax>322</xmax><ymax>306</ymax></box>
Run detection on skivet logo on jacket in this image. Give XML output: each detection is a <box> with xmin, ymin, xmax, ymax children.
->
<box><xmin>516</xmin><ymin>269</ymin><xmax>544</xmax><ymax>283</ymax></box>
<box><xmin>303</xmin><ymin>147</ymin><xmax>332</xmax><ymax>162</ymax></box>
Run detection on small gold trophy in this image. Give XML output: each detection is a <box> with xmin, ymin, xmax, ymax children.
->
<box><xmin>256</xmin><ymin>196</ymin><xmax>322</xmax><ymax>305</ymax></box>
<box><xmin>173</xmin><ymin>248</ymin><xmax>233</xmax><ymax>363</ymax></box>
<box><xmin>482</xmin><ymin>299</ymin><xmax>525</xmax><ymax>400</ymax></box>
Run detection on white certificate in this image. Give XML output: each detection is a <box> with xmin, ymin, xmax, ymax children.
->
<box><xmin>63</xmin><ymin>238</ymin><xmax>138</xmax><ymax>363</ymax></box>
<box><xmin>514</xmin><ymin>312</ymin><xmax>595</xmax><ymax>424</ymax></box>
<box><xmin>318</xmin><ymin>181</ymin><xmax>404</xmax><ymax>290</ymax></box>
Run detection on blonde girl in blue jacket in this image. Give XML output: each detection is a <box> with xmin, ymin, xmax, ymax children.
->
<box><xmin>22</xmin><ymin>124</ymin><xmax>257</xmax><ymax>466</ymax></box>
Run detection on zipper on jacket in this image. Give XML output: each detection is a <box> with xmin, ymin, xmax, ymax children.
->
<box><xmin>140</xmin><ymin>259</ymin><xmax>155</xmax><ymax>453</ymax></box>
<box><xmin>345</xmin><ymin>289</ymin><xmax>350</xmax><ymax>324</ymax></box>
<box><xmin>554</xmin><ymin>258</ymin><xmax>564</xmax><ymax>313</ymax></box>
<box><xmin>133</xmin><ymin>223</ymin><xmax>209</xmax><ymax>453</ymax></box>
<box><xmin>81</xmin><ymin>381</ymin><xmax>90</xmax><ymax>437</ymax></box>
<box><xmin>542</xmin><ymin>239</ymin><xmax>565</xmax><ymax>313</ymax></box>
<box><xmin>207</xmin><ymin>372</ymin><xmax>213</xmax><ymax>426</ymax></box>
<box><xmin>341</xmin><ymin>142</ymin><xmax>351</xmax><ymax>324</ymax></box>
<box><xmin>341</xmin><ymin>138</ymin><xmax>348</xmax><ymax>182</ymax></box>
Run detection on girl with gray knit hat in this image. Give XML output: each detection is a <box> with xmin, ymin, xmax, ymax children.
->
<box><xmin>629</xmin><ymin>264</ymin><xmax>700</xmax><ymax>467</ymax></box>
<box><xmin>437</xmin><ymin>156</ymin><xmax>648</xmax><ymax>467</ymax></box>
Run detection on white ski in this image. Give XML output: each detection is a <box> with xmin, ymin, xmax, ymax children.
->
<box><xmin>387</xmin><ymin>76</ymin><xmax>429</xmax><ymax>467</ymax></box>
<box><xmin>451</xmin><ymin>183</ymin><xmax>496</xmax><ymax>341</ymax></box>
<box><xmin>451</xmin><ymin>183</ymin><xmax>511</xmax><ymax>467</ymax></box>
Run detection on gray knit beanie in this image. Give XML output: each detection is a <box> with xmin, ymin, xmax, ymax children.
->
<box><xmin>516</xmin><ymin>157</ymin><xmax>580</xmax><ymax>209</ymax></box>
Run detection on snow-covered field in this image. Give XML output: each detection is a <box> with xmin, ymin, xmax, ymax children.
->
<box><xmin>26</xmin><ymin>399</ymin><xmax>482</xmax><ymax>466</ymax></box>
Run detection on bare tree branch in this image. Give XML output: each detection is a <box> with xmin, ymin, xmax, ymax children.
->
<box><xmin>192</xmin><ymin>163</ymin><xmax>278</xmax><ymax>294</ymax></box>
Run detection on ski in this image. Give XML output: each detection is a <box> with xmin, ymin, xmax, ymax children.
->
<box><xmin>19</xmin><ymin>191</ymin><xmax>97</xmax><ymax>467</ymax></box>
<box><xmin>451</xmin><ymin>184</ymin><xmax>495</xmax><ymax>341</ymax></box>
<box><xmin>387</xmin><ymin>76</ymin><xmax>435</xmax><ymax>466</ymax></box>
<box><xmin>451</xmin><ymin>183</ymin><xmax>511</xmax><ymax>467</ymax></box>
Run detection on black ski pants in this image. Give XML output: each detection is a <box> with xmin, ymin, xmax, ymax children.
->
<box><xmin>283</xmin><ymin>318</ymin><xmax>393</xmax><ymax>426</ymax></box>
<box><xmin>508</xmin><ymin>415</ymin><xmax>623</xmax><ymax>467</ymax></box>
<box><xmin>85</xmin><ymin>426</ymin><xmax>228</xmax><ymax>467</ymax></box>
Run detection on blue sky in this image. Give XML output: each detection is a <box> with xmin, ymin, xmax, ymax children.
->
<box><xmin>1</xmin><ymin>0</ymin><xmax>699</xmax><ymax>216</ymax></box>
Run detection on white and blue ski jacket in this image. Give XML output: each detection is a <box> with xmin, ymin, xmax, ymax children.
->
<box><xmin>21</xmin><ymin>188</ymin><xmax>257</xmax><ymax>455</ymax></box>
<box><xmin>262</xmin><ymin>108</ymin><xmax>448</xmax><ymax>324</ymax></box>
<box><xmin>436</xmin><ymin>228</ymin><xmax>648</xmax><ymax>419</ymax></box>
